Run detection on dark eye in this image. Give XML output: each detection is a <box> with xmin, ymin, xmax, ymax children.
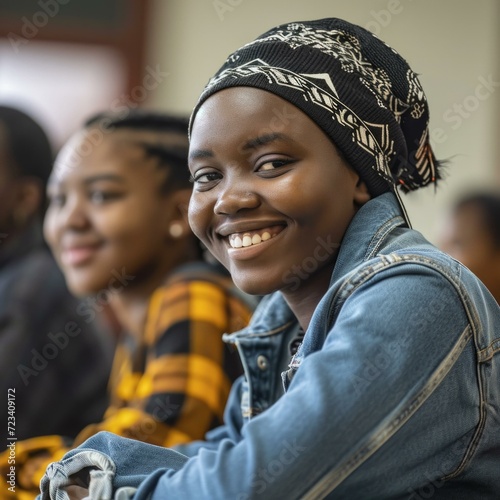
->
<box><xmin>89</xmin><ymin>191</ymin><xmax>122</xmax><ymax>204</ymax></box>
<box><xmin>89</xmin><ymin>191</ymin><xmax>106</xmax><ymax>204</ymax></box>
<box><xmin>192</xmin><ymin>171</ymin><xmax>222</xmax><ymax>184</ymax></box>
<box><xmin>257</xmin><ymin>159</ymin><xmax>294</xmax><ymax>172</ymax></box>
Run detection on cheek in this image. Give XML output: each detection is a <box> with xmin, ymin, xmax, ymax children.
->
<box><xmin>43</xmin><ymin>211</ymin><xmax>58</xmax><ymax>249</ymax></box>
<box><xmin>106</xmin><ymin>198</ymin><xmax>170</xmax><ymax>258</ymax></box>
<box><xmin>188</xmin><ymin>195</ymin><xmax>212</xmax><ymax>242</ymax></box>
<box><xmin>114</xmin><ymin>218</ymin><xmax>161</xmax><ymax>258</ymax></box>
<box><xmin>97</xmin><ymin>204</ymin><xmax>148</xmax><ymax>241</ymax></box>
<box><xmin>272</xmin><ymin>175</ymin><xmax>350</xmax><ymax>229</ymax></box>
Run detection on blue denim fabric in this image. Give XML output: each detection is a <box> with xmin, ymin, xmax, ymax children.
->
<box><xmin>38</xmin><ymin>436</ymin><xmax>188</xmax><ymax>499</ymax></box>
<box><xmin>38</xmin><ymin>193</ymin><xmax>500</xmax><ymax>499</ymax></box>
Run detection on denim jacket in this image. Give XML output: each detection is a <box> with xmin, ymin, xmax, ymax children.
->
<box><xmin>38</xmin><ymin>193</ymin><xmax>500</xmax><ymax>500</ymax></box>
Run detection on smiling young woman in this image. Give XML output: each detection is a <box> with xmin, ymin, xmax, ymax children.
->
<box><xmin>38</xmin><ymin>19</ymin><xmax>500</xmax><ymax>500</ymax></box>
<box><xmin>188</xmin><ymin>87</ymin><xmax>370</xmax><ymax>327</ymax></box>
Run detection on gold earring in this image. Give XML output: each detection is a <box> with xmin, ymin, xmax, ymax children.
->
<box><xmin>169</xmin><ymin>222</ymin><xmax>184</xmax><ymax>239</ymax></box>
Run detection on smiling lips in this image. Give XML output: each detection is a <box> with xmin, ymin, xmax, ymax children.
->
<box><xmin>61</xmin><ymin>244</ymin><xmax>101</xmax><ymax>267</ymax></box>
<box><xmin>228</xmin><ymin>226</ymin><xmax>283</xmax><ymax>249</ymax></box>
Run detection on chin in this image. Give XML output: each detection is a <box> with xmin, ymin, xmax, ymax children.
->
<box><xmin>65</xmin><ymin>277</ymin><xmax>102</xmax><ymax>298</ymax></box>
<box><xmin>232</xmin><ymin>274</ymin><xmax>280</xmax><ymax>297</ymax></box>
<box><xmin>67</xmin><ymin>284</ymin><xmax>93</xmax><ymax>298</ymax></box>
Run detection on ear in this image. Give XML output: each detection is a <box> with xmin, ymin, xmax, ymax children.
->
<box><xmin>353</xmin><ymin>176</ymin><xmax>371</xmax><ymax>207</ymax></box>
<box><xmin>13</xmin><ymin>178</ymin><xmax>43</xmax><ymax>227</ymax></box>
<box><xmin>165</xmin><ymin>188</ymin><xmax>192</xmax><ymax>239</ymax></box>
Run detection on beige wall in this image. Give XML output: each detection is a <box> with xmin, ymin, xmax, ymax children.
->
<box><xmin>144</xmin><ymin>0</ymin><xmax>500</xmax><ymax>243</ymax></box>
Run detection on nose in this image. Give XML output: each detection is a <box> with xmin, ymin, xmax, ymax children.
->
<box><xmin>214</xmin><ymin>182</ymin><xmax>260</xmax><ymax>215</ymax></box>
<box><xmin>60</xmin><ymin>195</ymin><xmax>90</xmax><ymax>231</ymax></box>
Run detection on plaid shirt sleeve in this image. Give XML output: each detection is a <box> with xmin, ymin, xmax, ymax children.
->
<box><xmin>2</xmin><ymin>271</ymin><xmax>253</xmax><ymax>496</ymax></box>
<box><xmin>75</xmin><ymin>275</ymin><xmax>252</xmax><ymax>448</ymax></box>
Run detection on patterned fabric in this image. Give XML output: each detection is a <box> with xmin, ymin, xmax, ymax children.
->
<box><xmin>0</xmin><ymin>262</ymin><xmax>254</xmax><ymax>497</ymax></box>
<box><xmin>190</xmin><ymin>18</ymin><xmax>441</xmax><ymax>196</ymax></box>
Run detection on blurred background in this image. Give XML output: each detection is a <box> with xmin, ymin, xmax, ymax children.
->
<box><xmin>0</xmin><ymin>0</ymin><xmax>499</xmax><ymax>242</ymax></box>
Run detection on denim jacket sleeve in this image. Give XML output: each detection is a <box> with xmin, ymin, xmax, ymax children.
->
<box><xmin>38</xmin><ymin>263</ymin><xmax>497</xmax><ymax>499</ymax></box>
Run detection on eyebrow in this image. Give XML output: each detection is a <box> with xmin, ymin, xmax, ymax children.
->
<box><xmin>241</xmin><ymin>132</ymin><xmax>288</xmax><ymax>151</ymax></box>
<box><xmin>83</xmin><ymin>174</ymin><xmax>126</xmax><ymax>185</ymax></box>
<box><xmin>48</xmin><ymin>173</ymin><xmax>126</xmax><ymax>187</ymax></box>
<box><xmin>189</xmin><ymin>132</ymin><xmax>289</xmax><ymax>161</ymax></box>
<box><xmin>189</xmin><ymin>149</ymin><xmax>214</xmax><ymax>161</ymax></box>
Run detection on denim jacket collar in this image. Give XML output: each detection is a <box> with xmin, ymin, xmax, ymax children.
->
<box><xmin>330</xmin><ymin>192</ymin><xmax>406</xmax><ymax>284</ymax></box>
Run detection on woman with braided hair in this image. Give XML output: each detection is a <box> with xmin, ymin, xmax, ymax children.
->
<box><xmin>2</xmin><ymin>109</ymin><xmax>254</xmax><ymax>498</ymax></box>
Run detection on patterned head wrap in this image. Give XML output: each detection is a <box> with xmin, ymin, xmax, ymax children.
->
<box><xmin>190</xmin><ymin>18</ymin><xmax>441</xmax><ymax>197</ymax></box>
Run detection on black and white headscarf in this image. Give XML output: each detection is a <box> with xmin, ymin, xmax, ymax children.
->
<box><xmin>190</xmin><ymin>18</ymin><xmax>441</xmax><ymax>198</ymax></box>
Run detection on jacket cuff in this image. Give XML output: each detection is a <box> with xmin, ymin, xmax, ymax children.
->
<box><xmin>39</xmin><ymin>450</ymin><xmax>115</xmax><ymax>499</ymax></box>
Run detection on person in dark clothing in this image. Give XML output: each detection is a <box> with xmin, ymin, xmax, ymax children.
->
<box><xmin>0</xmin><ymin>105</ymin><xmax>113</xmax><ymax>442</ymax></box>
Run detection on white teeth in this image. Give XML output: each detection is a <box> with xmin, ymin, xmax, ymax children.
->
<box><xmin>251</xmin><ymin>234</ymin><xmax>262</xmax><ymax>245</ymax></box>
<box><xmin>229</xmin><ymin>230</ymin><xmax>277</xmax><ymax>248</ymax></box>
<box><xmin>242</xmin><ymin>234</ymin><xmax>252</xmax><ymax>247</ymax></box>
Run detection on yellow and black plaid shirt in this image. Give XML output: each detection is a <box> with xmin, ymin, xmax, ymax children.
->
<box><xmin>1</xmin><ymin>263</ymin><xmax>254</xmax><ymax>497</ymax></box>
